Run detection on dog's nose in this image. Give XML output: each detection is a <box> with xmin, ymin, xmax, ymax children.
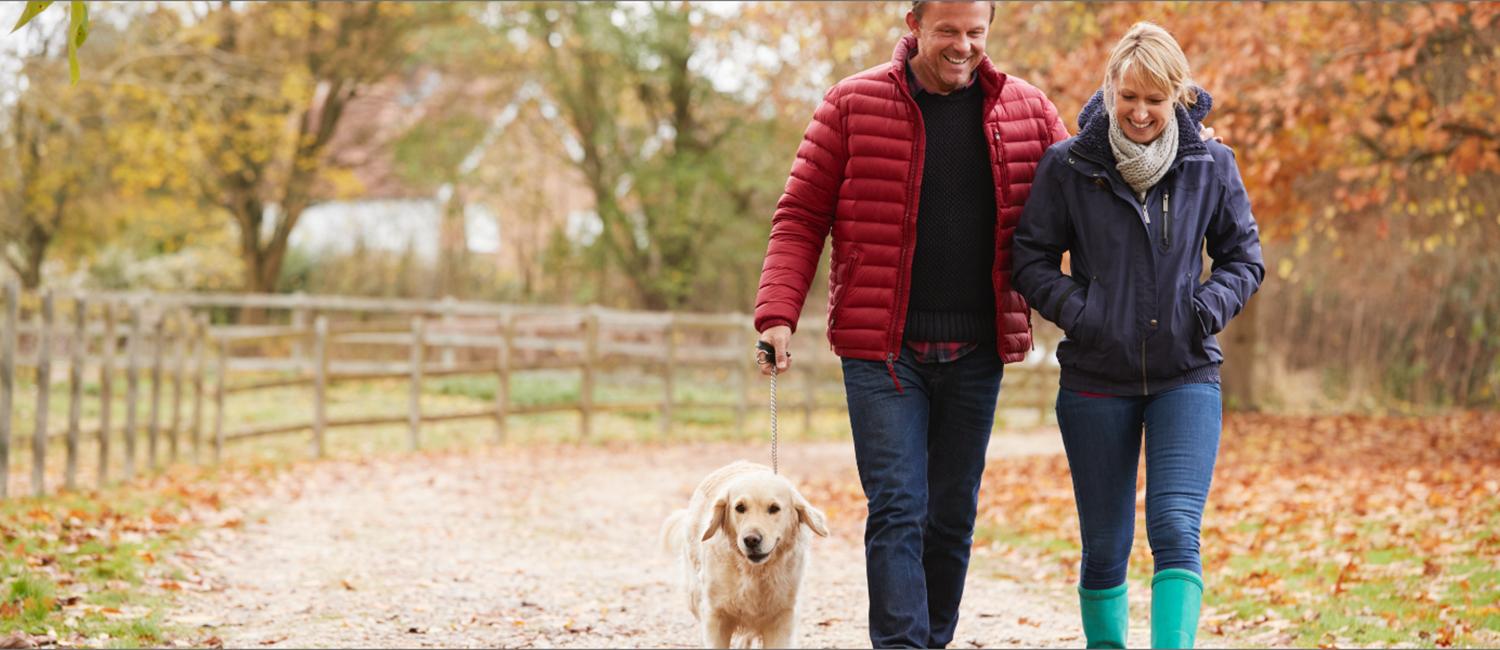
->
<box><xmin>743</xmin><ymin>534</ymin><xmax>762</xmax><ymax>549</ymax></box>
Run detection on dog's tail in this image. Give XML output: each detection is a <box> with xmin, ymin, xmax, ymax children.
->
<box><xmin>660</xmin><ymin>508</ymin><xmax>688</xmax><ymax>556</ymax></box>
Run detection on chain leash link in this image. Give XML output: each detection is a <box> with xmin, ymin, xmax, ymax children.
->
<box><xmin>768</xmin><ymin>361</ymin><xmax>777</xmax><ymax>474</ymax></box>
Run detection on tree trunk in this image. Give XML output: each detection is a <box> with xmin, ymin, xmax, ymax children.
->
<box><xmin>1220</xmin><ymin>295</ymin><xmax>1260</xmax><ymax>412</ymax></box>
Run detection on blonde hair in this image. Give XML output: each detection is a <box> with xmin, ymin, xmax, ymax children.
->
<box><xmin>1104</xmin><ymin>22</ymin><xmax>1197</xmax><ymax>109</ymax></box>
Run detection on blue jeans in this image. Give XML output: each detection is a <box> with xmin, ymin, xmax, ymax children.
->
<box><xmin>842</xmin><ymin>344</ymin><xmax>1003</xmax><ymax>648</ymax></box>
<box><xmin>1054</xmin><ymin>383</ymin><xmax>1222</xmax><ymax>590</ymax></box>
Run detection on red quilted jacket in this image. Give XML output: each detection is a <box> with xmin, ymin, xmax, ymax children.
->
<box><xmin>754</xmin><ymin>35</ymin><xmax>1070</xmax><ymax>365</ymax></box>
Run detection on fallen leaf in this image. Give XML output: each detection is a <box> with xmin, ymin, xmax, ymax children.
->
<box><xmin>0</xmin><ymin>632</ymin><xmax>35</xmax><ymax>649</ymax></box>
<box><xmin>1423</xmin><ymin>559</ymin><xmax>1442</xmax><ymax>577</ymax></box>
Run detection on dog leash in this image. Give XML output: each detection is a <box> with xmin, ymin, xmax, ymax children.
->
<box><xmin>754</xmin><ymin>341</ymin><xmax>782</xmax><ymax>474</ymax></box>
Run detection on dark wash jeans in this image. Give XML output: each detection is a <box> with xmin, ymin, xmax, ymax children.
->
<box><xmin>841</xmin><ymin>344</ymin><xmax>1004</xmax><ymax>648</ymax></box>
<box><xmin>1055</xmin><ymin>382</ymin><xmax>1222</xmax><ymax>590</ymax></box>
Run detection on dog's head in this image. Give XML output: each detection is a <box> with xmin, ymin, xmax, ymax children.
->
<box><xmin>700</xmin><ymin>472</ymin><xmax>829</xmax><ymax>565</ymax></box>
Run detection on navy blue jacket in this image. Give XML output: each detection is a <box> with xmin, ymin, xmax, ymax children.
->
<box><xmin>1013</xmin><ymin>89</ymin><xmax>1265</xmax><ymax>396</ymax></box>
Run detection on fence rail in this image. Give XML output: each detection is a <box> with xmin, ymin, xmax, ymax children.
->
<box><xmin>0</xmin><ymin>284</ymin><xmax>1062</xmax><ymax>499</ymax></box>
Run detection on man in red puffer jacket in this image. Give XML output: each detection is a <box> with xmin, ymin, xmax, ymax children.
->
<box><xmin>752</xmin><ymin>2</ymin><xmax>1068</xmax><ymax>647</ymax></box>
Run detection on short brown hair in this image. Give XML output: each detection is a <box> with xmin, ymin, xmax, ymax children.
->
<box><xmin>911</xmin><ymin>1</ymin><xmax>997</xmax><ymax>24</ymax></box>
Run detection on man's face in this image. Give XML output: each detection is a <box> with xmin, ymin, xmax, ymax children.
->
<box><xmin>905</xmin><ymin>2</ymin><xmax>991</xmax><ymax>93</ymax></box>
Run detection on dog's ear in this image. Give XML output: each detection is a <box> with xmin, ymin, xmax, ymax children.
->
<box><xmin>701</xmin><ymin>495</ymin><xmax>728</xmax><ymax>541</ymax></box>
<box><xmin>794</xmin><ymin>492</ymin><xmax>829</xmax><ymax>537</ymax></box>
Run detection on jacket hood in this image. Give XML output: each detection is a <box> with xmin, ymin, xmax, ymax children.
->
<box><xmin>1074</xmin><ymin>87</ymin><xmax>1213</xmax><ymax>162</ymax></box>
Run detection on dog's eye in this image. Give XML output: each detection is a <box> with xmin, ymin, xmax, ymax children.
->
<box><xmin>734</xmin><ymin>503</ymin><xmax>747</xmax><ymax>514</ymax></box>
<box><xmin>768</xmin><ymin>504</ymin><xmax>781</xmax><ymax>514</ymax></box>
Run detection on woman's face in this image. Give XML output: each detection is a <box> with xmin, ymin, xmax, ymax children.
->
<box><xmin>1112</xmin><ymin>69</ymin><xmax>1174</xmax><ymax>144</ymax></box>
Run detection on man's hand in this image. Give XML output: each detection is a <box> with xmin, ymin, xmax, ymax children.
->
<box><xmin>1199</xmin><ymin>124</ymin><xmax>1225</xmax><ymax>144</ymax></box>
<box><xmin>757</xmin><ymin>325</ymin><xmax>793</xmax><ymax>376</ymax></box>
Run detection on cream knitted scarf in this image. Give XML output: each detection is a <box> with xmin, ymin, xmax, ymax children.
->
<box><xmin>1107</xmin><ymin>102</ymin><xmax>1178</xmax><ymax>202</ymax></box>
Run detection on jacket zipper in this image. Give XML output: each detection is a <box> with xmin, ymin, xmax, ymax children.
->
<box><xmin>885</xmin><ymin>70</ymin><xmax>924</xmax><ymax>378</ymax></box>
<box><xmin>1163</xmin><ymin>189</ymin><xmax>1171</xmax><ymax>249</ymax></box>
<box><xmin>828</xmin><ymin>251</ymin><xmax>859</xmax><ymax>346</ymax></box>
<box><xmin>885</xmin><ymin>353</ymin><xmax>904</xmax><ymax>394</ymax></box>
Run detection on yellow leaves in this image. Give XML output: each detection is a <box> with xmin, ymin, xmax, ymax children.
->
<box><xmin>321</xmin><ymin>168</ymin><xmax>367</xmax><ymax>200</ymax></box>
<box><xmin>1392</xmin><ymin>78</ymin><xmax>1415</xmax><ymax>100</ymax></box>
<box><xmin>279</xmin><ymin>68</ymin><xmax>315</xmax><ymax>105</ymax></box>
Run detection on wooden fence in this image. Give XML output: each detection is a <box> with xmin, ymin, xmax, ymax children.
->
<box><xmin>0</xmin><ymin>282</ymin><xmax>1062</xmax><ymax>499</ymax></box>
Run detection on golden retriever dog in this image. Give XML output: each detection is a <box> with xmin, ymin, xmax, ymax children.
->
<box><xmin>661</xmin><ymin>461</ymin><xmax>829</xmax><ymax>648</ymax></box>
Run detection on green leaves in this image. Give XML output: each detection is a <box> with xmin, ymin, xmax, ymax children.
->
<box><xmin>9</xmin><ymin>0</ymin><xmax>89</xmax><ymax>84</ymax></box>
<box><xmin>68</xmin><ymin>1</ymin><xmax>88</xmax><ymax>84</ymax></box>
<box><xmin>8</xmin><ymin>1</ymin><xmax>54</xmax><ymax>33</ymax></box>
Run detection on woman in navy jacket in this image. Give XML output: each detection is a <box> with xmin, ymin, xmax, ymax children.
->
<box><xmin>1013</xmin><ymin>22</ymin><xmax>1264</xmax><ymax>649</ymax></box>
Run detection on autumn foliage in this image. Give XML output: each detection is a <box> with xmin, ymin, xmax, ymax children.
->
<box><xmin>3</xmin><ymin>2</ymin><xmax>1496</xmax><ymax>407</ymax></box>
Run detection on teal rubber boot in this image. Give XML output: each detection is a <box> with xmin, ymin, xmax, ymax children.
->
<box><xmin>1151</xmin><ymin>568</ymin><xmax>1205</xmax><ymax>648</ymax></box>
<box><xmin>1078</xmin><ymin>583</ymin><xmax>1129</xmax><ymax>649</ymax></box>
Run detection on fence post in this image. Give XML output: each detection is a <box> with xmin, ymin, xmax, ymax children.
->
<box><xmin>124</xmin><ymin>302</ymin><xmax>142</xmax><ymax>480</ymax></box>
<box><xmin>65</xmin><ymin>295</ymin><xmax>85</xmax><ymax>491</ymax></box>
<box><xmin>803</xmin><ymin>359</ymin><xmax>816</xmax><ymax>435</ymax></box>
<box><xmin>99</xmin><ymin>302</ymin><xmax>116</xmax><ymax>486</ymax></box>
<box><xmin>494</xmin><ymin>312</ymin><xmax>512</xmax><ymax>444</ymax></box>
<box><xmin>169</xmin><ymin>310</ymin><xmax>186</xmax><ymax>462</ymax></box>
<box><xmin>214</xmin><ymin>338</ymin><xmax>227</xmax><ymax>465</ymax></box>
<box><xmin>33</xmin><ymin>290</ymin><xmax>54</xmax><ymax>497</ymax></box>
<box><xmin>580</xmin><ymin>309</ymin><xmax>598</xmax><ymax>440</ymax></box>
<box><xmin>409</xmin><ymin>316</ymin><xmax>424</xmax><ymax>451</ymax></box>
<box><xmin>440</xmin><ymin>295</ymin><xmax>457</xmax><ymax>370</ymax></box>
<box><xmin>736</xmin><ymin>320</ymin><xmax>752</xmax><ymax>437</ymax></box>
<box><xmin>191</xmin><ymin>315</ymin><xmax>206</xmax><ymax>464</ymax></box>
<box><xmin>148</xmin><ymin>310</ymin><xmax>164</xmax><ymax>471</ymax></box>
<box><xmin>290</xmin><ymin>291</ymin><xmax>308</xmax><ymax>361</ymax></box>
<box><xmin>0</xmin><ymin>279</ymin><xmax>17</xmax><ymax>499</ymax></box>
<box><xmin>312</xmin><ymin>315</ymin><xmax>328</xmax><ymax>459</ymax></box>
<box><xmin>661</xmin><ymin>316</ymin><xmax>675</xmax><ymax>440</ymax></box>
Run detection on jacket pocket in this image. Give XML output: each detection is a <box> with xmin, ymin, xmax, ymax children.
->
<box><xmin>829</xmin><ymin>250</ymin><xmax>860</xmax><ymax>330</ymax></box>
<box><xmin>1071</xmin><ymin>280</ymin><xmax>1104</xmax><ymax>346</ymax></box>
<box><xmin>1156</xmin><ymin>281</ymin><xmax>1215</xmax><ymax>377</ymax></box>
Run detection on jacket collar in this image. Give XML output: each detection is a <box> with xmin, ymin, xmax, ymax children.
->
<box><xmin>890</xmin><ymin>34</ymin><xmax>1005</xmax><ymax>101</ymax></box>
<box><xmin>1072</xmin><ymin>87</ymin><xmax>1214</xmax><ymax>165</ymax></box>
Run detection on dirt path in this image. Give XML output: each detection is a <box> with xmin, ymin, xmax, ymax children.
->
<box><xmin>168</xmin><ymin>432</ymin><xmax>1122</xmax><ymax>648</ymax></box>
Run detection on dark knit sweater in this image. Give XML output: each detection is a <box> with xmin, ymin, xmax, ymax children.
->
<box><xmin>904</xmin><ymin>77</ymin><xmax>997</xmax><ymax>344</ymax></box>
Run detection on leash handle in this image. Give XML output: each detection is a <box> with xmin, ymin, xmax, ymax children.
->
<box><xmin>755</xmin><ymin>341</ymin><xmax>779</xmax><ymax>474</ymax></box>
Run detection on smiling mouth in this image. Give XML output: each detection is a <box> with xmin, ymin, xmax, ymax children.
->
<box><xmin>942</xmin><ymin>54</ymin><xmax>972</xmax><ymax>66</ymax></box>
<box><xmin>746</xmin><ymin>551</ymin><xmax>771</xmax><ymax>563</ymax></box>
<box><xmin>1129</xmin><ymin>120</ymin><xmax>1154</xmax><ymax>130</ymax></box>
